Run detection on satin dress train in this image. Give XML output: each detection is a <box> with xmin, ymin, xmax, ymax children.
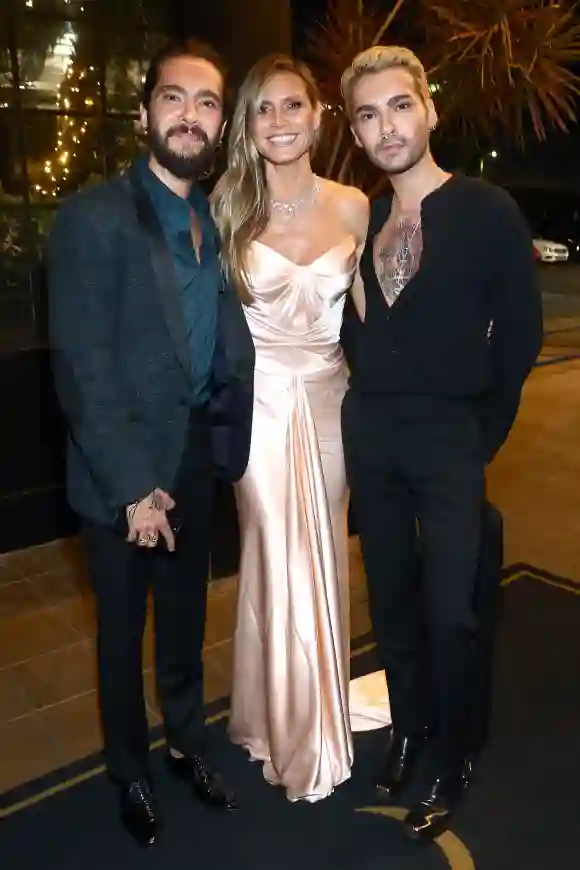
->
<box><xmin>229</xmin><ymin>238</ymin><xmax>391</xmax><ymax>803</ymax></box>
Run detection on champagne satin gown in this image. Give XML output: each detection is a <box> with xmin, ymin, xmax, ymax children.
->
<box><xmin>229</xmin><ymin>236</ymin><xmax>391</xmax><ymax>803</ymax></box>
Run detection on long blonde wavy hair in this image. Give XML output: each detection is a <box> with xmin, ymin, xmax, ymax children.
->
<box><xmin>211</xmin><ymin>54</ymin><xmax>321</xmax><ymax>302</ymax></box>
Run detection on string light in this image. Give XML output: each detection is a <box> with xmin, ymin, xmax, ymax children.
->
<box><xmin>35</xmin><ymin>41</ymin><xmax>138</xmax><ymax>200</ymax></box>
<box><xmin>40</xmin><ymin>59</ymin><xmax>98</xmax><ymax>198</ymax></box>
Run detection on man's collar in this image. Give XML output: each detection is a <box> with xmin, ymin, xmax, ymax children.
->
<box><xmin>136</xmin><ymin>154</ymin><xmax>208</xmax><ymax>213</ymax></box>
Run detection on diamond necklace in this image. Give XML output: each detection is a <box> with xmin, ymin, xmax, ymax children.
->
<box><xmin>270</xmin><ymin>181</ymin><xmax>320</xmax><ymax>218</ymax></box>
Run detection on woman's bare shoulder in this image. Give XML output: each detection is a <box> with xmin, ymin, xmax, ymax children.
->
<box><xmin>321</xmin><ymin>178</ymin><xmax>369</xmax><ymax>241</ymax></box>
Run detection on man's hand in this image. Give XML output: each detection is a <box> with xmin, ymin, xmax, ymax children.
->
<box><xmin>126</xmin><ymin>488</ymin><xmax>176</xmax><ymax>552</ymax></box>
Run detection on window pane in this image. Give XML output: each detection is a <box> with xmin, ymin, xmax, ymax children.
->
<box><xmin>105</xmin><ymin>30</ymin><xmax>166</xmax><ymax>113</ymax></box>
<box><xmin>32</xmin><ymin>2</ymin><xmax>92</xmax><ymax>17</ymax></box>
<box><xmin>21</xmin><ymin>111</ymin><xmax>59</xmax><ymax>199</ymax></box>
<box><xmin>17</xmin><ymin>2</ymin><xmax>169</xmax><ymax>26</ymax></box>
<box><xmin>101</xmin><ymin>1</ymin><xmax>172</xmax><ymax>33</ymax></box>
<box><xmin>103</xmin><ymin>116</ymin><xmax>143</xmax><ymax>175</ymax></box>
<box><xmin>0</xmin><ymin>86</ymin><xmax>14</xmax><ymax>110</ymax></box>
<box><xmin>16</xmin><ymin>15</ymin><xmax>101</xmax><ymax>111</ymax></box>
<box><xmin>24</xmin><ymin>112</ymin><xmax>104</xmax><ymax>200</ymax></box>
<box><xmin>53</xmin><ymin>52</ymin><xmax>102</xmax><ymax>114</ymax></box>
<box><xmin>0</xmin><ymin>111</ymin><xmax>26</xmax><ymax>199</ymax></box>
<box><xmin>0</xmin><ymin>15</ymin><xmax>14</xmax><ymax>107</ymax></box>
<box><xmin>0</xmin><ymin>172</ymin><xmax>54</xmax><ymax>352</ymax></box>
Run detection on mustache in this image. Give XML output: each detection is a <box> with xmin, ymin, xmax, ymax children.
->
<box><xmin>166</xmin><ymin>123</ymin><xmax>209</xmax><ymax>143</ymax></box>
<box><xmin>377</xmin><ymin>137</ymin><xmax>405</xmax><ymax>148</ymax></box>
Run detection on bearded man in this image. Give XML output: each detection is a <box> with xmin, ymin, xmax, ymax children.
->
<box><xmin>47</xmin><ymin>38</ymin><xmax>254</xmax><ymax>846</ymax></box>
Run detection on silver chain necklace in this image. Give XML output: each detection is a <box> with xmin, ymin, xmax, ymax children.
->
<box><xmin>270</xmin><ymin>182</ymin><xmax>320</xmax><ymax>218</ymax></box>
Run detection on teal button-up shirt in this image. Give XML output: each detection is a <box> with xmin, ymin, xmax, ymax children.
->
<box><xmin>138</xmin><ymin>157</ymin><xmax>221</xmax><ymax>406</ymax></box>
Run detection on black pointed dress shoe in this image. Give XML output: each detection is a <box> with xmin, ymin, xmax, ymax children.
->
<box><xmin>404</xmin><ymin>770</ymin><xmax>465</xmax><ymax>841</ymax></box>
<box><xmin>166</xmin><ymin>751</ymin><xmax>237</xmax><ymax>811</ymax></box>
<box><xmin>118</xmin><ymin>779</ymin><xmax>158</xmax><ymax>846</ymax></box>
<box><xmin>376</xmin><ymin>730</ymin><xmax>428</xmax><ymax>800</ymax></box>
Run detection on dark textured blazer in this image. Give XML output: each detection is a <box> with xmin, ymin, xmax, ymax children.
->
<box><xmin>47</xmin><ymin>162</ymin><xmax>254</xmax><ymax>525</ymax></box>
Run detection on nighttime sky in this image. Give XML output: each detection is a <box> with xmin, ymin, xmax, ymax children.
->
<box><xmin>290</xmin><ymin>0</ymin><xmax>580</xmax><ymax>190</ymax></box>
<box><xmin>292</xmin><ymin>0</ymin><xmax>328</xmax><ymax>34</ymax></box>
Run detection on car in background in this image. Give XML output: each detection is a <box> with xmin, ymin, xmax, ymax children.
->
<box><xmin>532</xmin><ymin>238</ymin><xmax>570</xmax><ymax>263</ymax></box>
<box><xmin>503</xmin><ymin>185</ymin><xmax>580</xmax><ymax>262</ymax></box>
<box><xmin>543</xmin><ymin>232</ymin><xmax>580</xmax><ymax>263</ymax></box>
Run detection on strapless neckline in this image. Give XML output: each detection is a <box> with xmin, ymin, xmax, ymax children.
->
<box><xmin>252</xmin><ymin>236</ymin><xmax>356</xmax><ymax>270</ymax></box>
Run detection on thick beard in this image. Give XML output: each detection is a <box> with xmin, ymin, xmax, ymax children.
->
<box><xmin>148</xmin><ymin>124</ymin><xmax>219</xmax><ymax>181</ymax></box>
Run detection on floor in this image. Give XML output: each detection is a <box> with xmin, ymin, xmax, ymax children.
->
<box><xmin>1</xmin><ymin>352</ymin><xmax>580</xmax><ymax>796</ymax></box>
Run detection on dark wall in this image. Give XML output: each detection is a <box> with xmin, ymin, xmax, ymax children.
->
<box><xmin>1</xmin><ymin>257</ymin><xmax>77</xmax><ymax>553</ymax></box>
<box><xmin>185</xmin><ymin>0</ymin><xmax>292</xmax><ymax>84</ymax></box>
<box><xmin>0</xmin><ymin>346</ymin><xmax>76</xmax><ymax>553</ymax></box>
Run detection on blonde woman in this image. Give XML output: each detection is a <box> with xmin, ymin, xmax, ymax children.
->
<box><xmin>212</xmin><ymin>54</ymin><xmax>390</xmax><ymax>803</ymax></box>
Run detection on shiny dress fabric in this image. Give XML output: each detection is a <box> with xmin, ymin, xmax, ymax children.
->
<box><xmin>229</xmin><ymin>238</ymin><xmax>390</xmax><ymax>802</ymax></box>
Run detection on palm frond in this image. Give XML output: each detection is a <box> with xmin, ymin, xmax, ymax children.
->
<box><xmin>304</xmin><ymin>0</ymin><xmax>580</xmax><ymax>188</ymax></box>
<box><xmin>421</xmin><ymin>0</ymin><xmax>580</xmax><ymax>143</ymax></box>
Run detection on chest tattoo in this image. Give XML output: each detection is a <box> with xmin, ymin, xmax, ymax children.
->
<box><xmin>374</xmin><ymin>211</ymin><xmax>423</xmax><ymax>306</ymax></box>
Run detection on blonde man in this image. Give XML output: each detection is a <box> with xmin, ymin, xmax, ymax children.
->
<box><xmin>340</xmin><ymin>46</ymin><xmax>542</xmax><ymax>840</ymax></box>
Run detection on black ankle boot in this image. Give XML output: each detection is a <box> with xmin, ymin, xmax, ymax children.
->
<box><xmin>376</xmin><ymin>729</ymin><xmax>428</xmax><ymax>799</ymax></box>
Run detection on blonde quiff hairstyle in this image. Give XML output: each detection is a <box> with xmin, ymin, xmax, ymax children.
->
<box><xmin>211</xmin><ymin>54</ymin><xmax>321</xmax><ymax>301</ymax></box>
<box><xmin>341</xmin><ymin>46</ymin><xmax>429</xmax><ymax>117</ymax></box>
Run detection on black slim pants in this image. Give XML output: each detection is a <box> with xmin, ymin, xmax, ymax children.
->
<box><xmin>467</xmin><ymin>499</ymin><xmax>503</xmax><ymax>754</ymax></box>
<box><xmin>82</xmin><ymin>409</ymin><xmax>213</xmax><ymax>783</ymax></box>
<box><xmin>343</xmin><ymin>392</ymin><xmax>488</xmax><ymax>772</ymax></box>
